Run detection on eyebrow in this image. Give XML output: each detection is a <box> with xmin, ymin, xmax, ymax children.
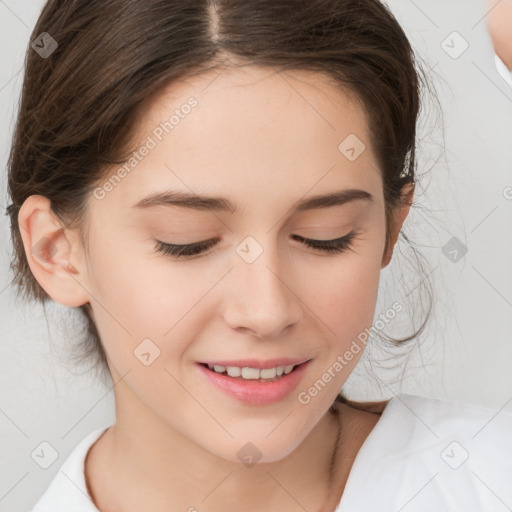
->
<box><xmin>133</xmin><ymin>188</ymin><xmax>374</xmax><ymax>214</ymax></box>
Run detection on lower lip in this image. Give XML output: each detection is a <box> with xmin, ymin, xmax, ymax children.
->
<box><xmin>196</xmin><ymin>360</ymin><xmax>312</xmax><ymax>405</ymax></box>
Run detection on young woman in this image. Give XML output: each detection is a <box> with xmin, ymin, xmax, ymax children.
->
<box><xmin>6</xmin><ymin>0</ymin><xmax>512</xmax><ymax>510</ymax></box>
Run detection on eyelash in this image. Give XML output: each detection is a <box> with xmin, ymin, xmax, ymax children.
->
<box><xmin>154</xmin><ymin>232</ymin><xmax>359</xmax><ymax>259</ymax></box>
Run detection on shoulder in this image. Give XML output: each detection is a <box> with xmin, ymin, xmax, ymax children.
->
<box><xmin>337</xmin><ymin>393</ymin><xmax>512</xmax><ymax>512</ymax></box>
<box><xmin>30</xmin><ymin>425</ymin><xmax>111</xmax><ymax>512</ymax></box>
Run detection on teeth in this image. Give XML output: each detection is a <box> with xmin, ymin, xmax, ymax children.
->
<box><xmin>226</xmin><ymin>366</ymin><xmax>241</xmax><ymax>377</ymax></box>
<box><xmin>242</xmin><ymin>367</ymin><xmax>263</xmax><ymax>379</ymax></box>
<box><xmin>207</xmin><ymin>364</ymin><xmax>296</xmax><ymax>379</ymax></box>
<box><xmin>259</xmin><ymin>368</ymin><xmax>277</xmax><ymax>379</ymax></box>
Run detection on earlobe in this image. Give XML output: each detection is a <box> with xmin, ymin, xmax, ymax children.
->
<box><xmin>18</xmin><ymin>195</ymin><xmax>90</xmax><ymax>308</ymax></box>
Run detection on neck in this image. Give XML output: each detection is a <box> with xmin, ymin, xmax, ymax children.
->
<box><xmin>86</xmin><ymin>384</ymin><xmax>343</xmax><ymax>512</ymax></box>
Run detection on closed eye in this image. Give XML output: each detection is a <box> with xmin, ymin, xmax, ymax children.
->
<box><xmin>291</xmin><ymin>232</ymin><xmax>357</xmax><ymax>254</ymax></box>
<box><xmin>154</xmin><ymin>231</ymin><xmax>359</xmax><ymax>259</ymax></box>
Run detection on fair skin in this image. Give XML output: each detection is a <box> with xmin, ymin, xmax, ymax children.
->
<box><xmin>19</xmin><ymin>65</ymin><xmax>413</xmax><ymax>511</ymax></box>
<box><xmin>487</xmin><ymin>0</ymin><xmax>512</xmax><ymax>70</ymax></box>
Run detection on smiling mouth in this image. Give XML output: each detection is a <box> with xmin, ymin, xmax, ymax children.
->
<box><xmin>198</xmin><ymin>361</ymin><xmax>306</xmax><ymax>382</ymax></box>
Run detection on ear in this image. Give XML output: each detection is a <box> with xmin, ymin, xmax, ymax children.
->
<box><xmin>381</xmin><ymin>183</ymin><xmax>415</xmax><ymax>269</ymax></box>
<box><xmin>17</xmin><ymin>195</ymin><xmax>90</xmax><ymax>307</ymax></box>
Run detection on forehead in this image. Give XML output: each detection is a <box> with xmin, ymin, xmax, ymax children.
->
<box><xmin>139</xmin><ymin>65</ymin><xmax>372</xmax><ymax>145</ymax></box>
<box><xmin>105</xmin><ymin>65</ymin><xmax>382</xmax><ymax>212</ymax></box>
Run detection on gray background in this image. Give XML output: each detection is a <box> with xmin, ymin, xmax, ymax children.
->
<box><xmin>1</xmin><ymin>0</ymin><xmax>511</xmax><ymax>510</ymax></box>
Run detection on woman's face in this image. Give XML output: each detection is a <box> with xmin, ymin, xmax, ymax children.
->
<box><xmin>75</xmin><ymin>66</ymin><xmax>393</xmax><ymax>461</ymax></box>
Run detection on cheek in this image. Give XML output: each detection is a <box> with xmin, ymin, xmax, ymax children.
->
<box><xmin>297</xmin><ymin>257</ymin><xmax>381</xmax><ymax>396</ymax></box>
<box><xmin>300</xmin><ymin>239</ymin><xmax>383</xmax><ymax>336</ymax></box>
<box><xmin>83</xmin><ymin>229</ymin><xmax>212</xmax><ymax>366</ymax></box>
<box><xmin>316</xmin><ymin>265</ymin><xmax>379</xmax><ymax>351</ymax></box>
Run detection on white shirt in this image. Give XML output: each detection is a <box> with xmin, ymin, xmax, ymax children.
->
<box><xmin>30</xmin><ymin>393</ymin><xmax>512</xmax><ymax>511</ymax></box>
<box><xmin>495</xmin><ymin>53</ymin><xmax>512</xmax><ymax>89</ymax></box>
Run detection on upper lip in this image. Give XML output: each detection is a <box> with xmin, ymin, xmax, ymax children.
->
<box><xmin>198</xmin><ymin>357</ymin><xmax>312</xmax><ymax>369</ymax></box>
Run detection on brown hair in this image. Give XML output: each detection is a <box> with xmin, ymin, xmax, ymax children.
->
<box><xmin>6</xmin><ymin>0</ymin><xmax>438</xmax><ymax>409</ymax></box>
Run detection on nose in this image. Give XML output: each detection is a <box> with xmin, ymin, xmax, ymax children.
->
<box><xmin>223</xmin><ymin>245</ymin><xmax>303</xmax><ymax>339</ymax></box>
